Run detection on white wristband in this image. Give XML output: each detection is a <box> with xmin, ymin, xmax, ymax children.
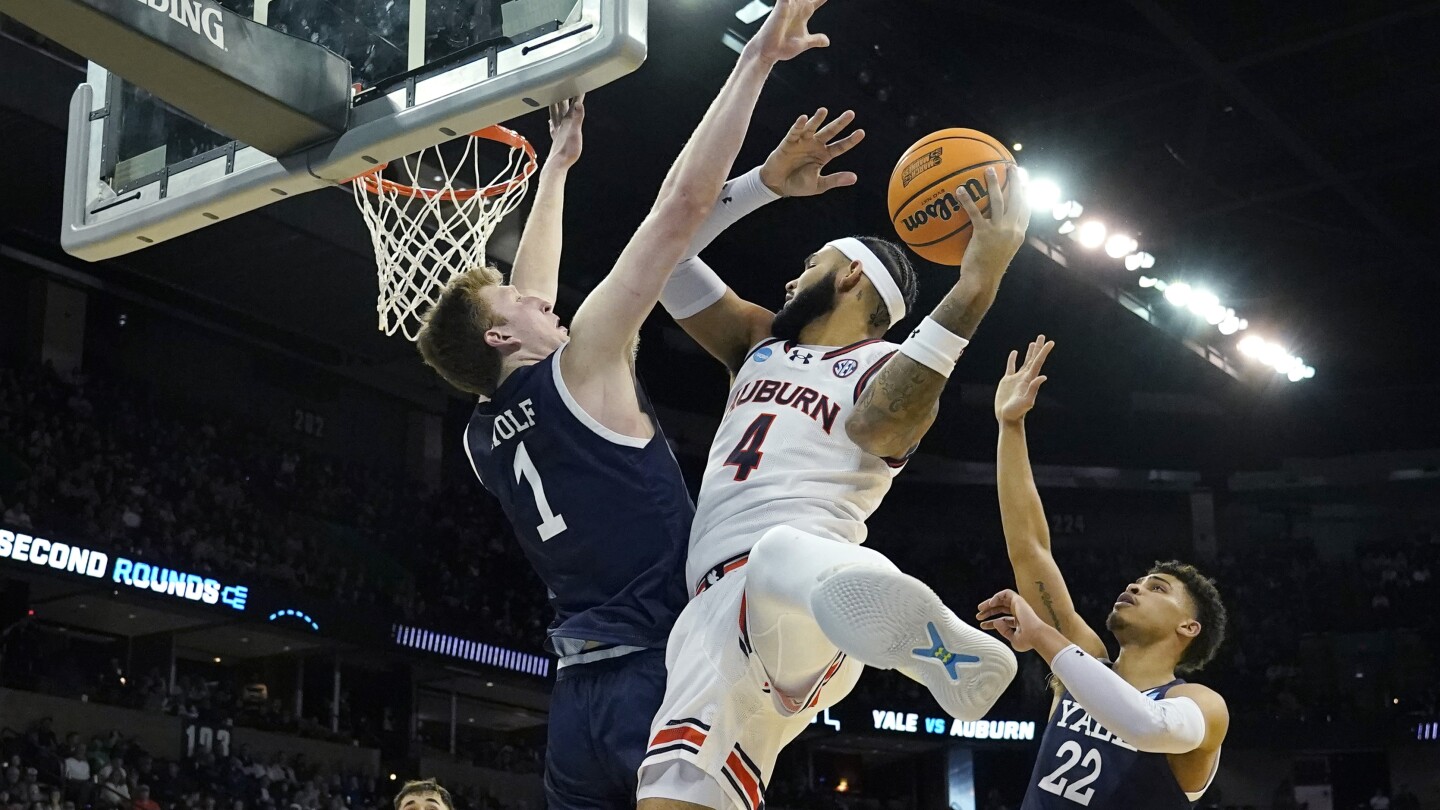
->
<box><xmin>661</xmin><ymin>257</ymin><xmax>728</xmax><ymax>319</ymax></box>
<box><xmin>898</xmin><ymin>317</ymin><xmax>969</xmax><ymax>378</ymax></box>
<box><xmin>684</xmin><ymin>167</ymin><xmax>781</xmax><ymax>258</ymax></box>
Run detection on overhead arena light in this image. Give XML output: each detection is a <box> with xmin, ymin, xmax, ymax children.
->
<box><xmin>1104</xmin><ymin>234</ymin><xmax>1138</xmax><ymax>259</ymax></box>
<box><xmin>735</xmin><ymin>0</ymin><xmax>773</xmax><ymax>23</ymax></box>
<box><xmin>1163</xmin><ymin>281</ymin><xmax>1192</xmax><ymax>307</ymax></box>
<box><xmin>1186</xmin><ymin>289</ymin><xmax>1219</xmax><ymax>319</ymax></box>
<box><xmin>1138</xmin><ymin>275</ymin><xmax>1158</xmax><ymax>288</ymax></box>
<box><xmin>721</xmin><ymin>30</ymin><xmax>749</xmax><ymax>54</ymax></box>
<box><xmin>1238</xmin><ymin>335</ymin><xmax>1265</xmax><ymax>357</ymax></box>
<box><xmin>1258</xmin><ymin>342</ymin><xmax>1287</xmax><ymax>368</ymax></box>
<box><xmin>1123</xmin><ymin>251</ymin><xmax>1156</xmax><ymax>271</ymax></box>
<box><xmin>1218</xmin><ymin>315</ymin><xmax>1241</xmax><ymax>335</ymax></box>
<box><xmin>1026</xmin><ymin>178</ymin><xmax>1062</xmax><ymax>212</ymax></box>
<box><xmin>1051</xmin><ymin>200</ymin><xmax>1083</xmax><ymax>221</ymax></box>
<box><xmin>1058</xmin><ymin>220</ymin><xmax>1076</xmax><ymax>234</ymax></box>
<box><xmin>1077</xmin><ymin>221</ymin><xmax>1107</xmax><ymax>249</ymax></box>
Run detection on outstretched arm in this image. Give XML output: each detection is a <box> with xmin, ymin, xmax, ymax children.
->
<box><xmin>978</xmin><ymin>589</ymin><xmax>1229</xmax><ymax>755</ymax></box>
<box><xmin>994</xmin><ymin>337</ymin><xmax>1107</xmax><ymax>658</ymax></box>
<box><xmin>666</xmin><ymin>108</ymin><xmax>865</xmax><ymax>373</ymax></box>
<box><xmin>508</xmin><ymin>97</ymin><xmax>586</xmax><ymax>301</ymax></box>
<box><xmin>561</xmin><ymin>0</ymin><xmax>832</xmax><ymax>427</ymax></box>
<box><xmin>845</xmin><ymin>166</ymin><xmax>1032</xmax><ymax>459</ymax></box>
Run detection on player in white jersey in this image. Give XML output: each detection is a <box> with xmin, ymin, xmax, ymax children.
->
<box><xmin>636</xmin><ymin>121</ymin><xmax>1034</xmax><ymax>807</ymax></box>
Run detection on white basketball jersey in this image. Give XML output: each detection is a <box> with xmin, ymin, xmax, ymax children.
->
<box><xmin>686</xmin><ymin>337</ymin><xmax>908</xmax><ymax>587</ymax></box>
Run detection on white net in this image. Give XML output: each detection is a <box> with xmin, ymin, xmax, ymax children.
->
<box><xmin>351</xmin><ymin>127</ymin><xmax>536</xmax><ymax>341</ymax></box>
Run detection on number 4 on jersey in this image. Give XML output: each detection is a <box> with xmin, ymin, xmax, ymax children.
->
<box><xmin>724</xmin><ymin>413</ymin><xmax>776</xmax><ymax>481</ymax></box>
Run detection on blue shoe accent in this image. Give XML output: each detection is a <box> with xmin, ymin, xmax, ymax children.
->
<box><xmin>910</xmin><ymin>622</ymin><xmax>981</xmax><ymax>681</ymax></box>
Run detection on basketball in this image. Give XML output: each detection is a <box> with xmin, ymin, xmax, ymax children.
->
<box><xmin>888</xmin><ymin>128</ymin><xmax>1016</xmax><ymax>266</ymax></box>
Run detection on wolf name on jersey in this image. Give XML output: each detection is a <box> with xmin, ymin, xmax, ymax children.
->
<box><xmin>686</xmin><ymin>337</ymin><xmax>908</xmax><ymax>587</ymax></box>
<box><xmin>1021</xmin><ymin>679</ymin><xmax>1196</xmax><ymax>809</ymax></box>
<box><xmin>464</xmin><ymin>343</ymin><xmax>692</xmax><ymax>660</ymax></box>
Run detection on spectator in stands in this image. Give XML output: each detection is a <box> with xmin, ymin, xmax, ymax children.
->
<box><xmin>128</xmin><ymin>787</ymin><xmax>160</xmax><ymax>810</ymax></box>
<box><xmin>60</xmin><ymin>747</ymin><xmax>89</xmax><ymax>806</ymax></box>
<box><xmin>95</xmin><ymin>758</ymin><xmax>129</xmax><ymax>807</ymax></box>
<box><xmin>17</xmin><ymin>770</ymin><xmax>42</xmax><ymax>805</ymax></box>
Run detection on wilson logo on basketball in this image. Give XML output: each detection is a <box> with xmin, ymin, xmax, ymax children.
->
<box><xmin>901</xmin><ymin>148</ymin><xmax>943</xmax><ymax>188</ymax></box>
<box><xmin>899</xmin><ymin>182</ymin><xmax>986</xmax><ymax>233</ymax></box>
<box><xmin>135</xmin><ymin>0</ymin><xmax>227</xmax><ymax>50</ymax></box>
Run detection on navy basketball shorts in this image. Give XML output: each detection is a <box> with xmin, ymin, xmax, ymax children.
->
<box><xmin>546</xmin><ymin>647</ymin><xmax>668</xmax><ymax>810</ymax></box>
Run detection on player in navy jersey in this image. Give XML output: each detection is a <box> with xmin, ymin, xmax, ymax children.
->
<box><xmin>412</xmin><ymin>4</ymin><xmax>838</xmax><ymax>807</ymax></box>
<box><xmin>976</xmin><ymin>337</ymin><xmax>1230</xmax><ymax>808</ymax></box>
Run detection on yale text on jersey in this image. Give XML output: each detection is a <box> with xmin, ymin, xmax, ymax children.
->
<box><xmin>491</xmin><ymin>399</ymin><xmax>538</xmax><ymax>448</ymax></box>
<box><xmin>729</xmin><ymin>379</ymin><xmax>840</xmax><ymax>433</ymax></box>
<box><xmin>1056</xmin><ymin>699</ymin><xmax>1138</xmax><ymax>751</ymax></box>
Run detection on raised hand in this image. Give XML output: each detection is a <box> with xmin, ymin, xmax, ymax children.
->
<box><xmin>995</xmin><ymin>335</ymin><xmax>1054</xmax><ymax>425</ymax></box>
<box><xmin>976</xmin><ymin>589</ymin><xmax>1045</xmax><ymax>653</ymax></box>
<box><xmin>547</xmin><ymin>95</ymin><xmax>586</xmax><ymax>170</ymax></box>
<box><xmin>955</xmin><ymin>165</ymin><xmax>1033</xmax><ymax>277</ymax></box>
<box><xmin>747</xmin><ymin>0</ymin><xmax>831</xmax><ymax>65</ymax></box>
<box><xmin>759</xmin><ymin>107</ymin><xmax>865</xmax><ymax>198</ymax></box>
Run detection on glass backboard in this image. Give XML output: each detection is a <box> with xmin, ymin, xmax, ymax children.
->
<box><xmin>62</xmin><ymin>0</ymin><xmax>645</xmax><ymax>260</ymax></box>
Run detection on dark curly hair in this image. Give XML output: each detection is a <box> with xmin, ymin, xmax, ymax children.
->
<box><xmin>854</xmin><ymin>236</ymin><xmax>919</xmax><ymax>329</ymax></box>
<box><xmin>1149</xmin><ymin>560</ymin><xmax>1227</xmax><ymax>674</ymax></box>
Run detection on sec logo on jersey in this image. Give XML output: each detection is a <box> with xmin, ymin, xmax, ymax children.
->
<box><xmin>753</xmin><ymin>346</ymin><xmax>774</xmax><ymax>363</ymax></box>
<box><xmin>833</xmin><ymin>359</ymin><xmax>859</xmax><ymax>378</ymax></box>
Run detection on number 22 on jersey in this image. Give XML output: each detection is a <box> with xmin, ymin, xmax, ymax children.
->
<box><xmin>1037</xmin><ymin>741</ymin><xmax>1102</xmax><ymax>805</ymax></box>
<box><xmin>514</xmin><ymin>441</ymin><xmax>568</xmax><ymax>541</ymax></box>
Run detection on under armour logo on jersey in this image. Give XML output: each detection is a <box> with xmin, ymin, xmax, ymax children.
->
<box><xmin>789</xmin><ymin>349</ymin><xmax>814</xmax><ymax>364</ymax></box>
<box><xmin>910</xmin><ymin>327</ymin><xmax>921</xmax><ymax>340</ymax></box>
<box><xmin>911</xmin><ymin>622</ymin><xmax>981</xmax><ymax>681</ymax></box>
<box><xmin>722</xmin><ymin>196</ymin><xmax>734</xmax><ymax>205</ymax></box>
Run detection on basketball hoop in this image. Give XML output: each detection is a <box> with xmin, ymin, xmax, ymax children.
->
<box><xmin>351</xmin><ymin>126</ymin><xmax>538</xmax><ymax>341</ymax></box>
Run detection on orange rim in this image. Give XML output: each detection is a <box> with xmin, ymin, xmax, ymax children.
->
<box><xmin>351</xmin><ymin>125</ymin><xmax>538</xmax><ymax>201</ymax></box>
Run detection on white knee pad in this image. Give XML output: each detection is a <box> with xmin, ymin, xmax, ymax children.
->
<box><xmin>746</xmin><ymin>526</ymin><xmax>898</xmax><ymax>612</ymax></box>
<box><xmin>744</xmin><ymin>527</ymin><xmax>901</xmax><ymax>698</ymax></box>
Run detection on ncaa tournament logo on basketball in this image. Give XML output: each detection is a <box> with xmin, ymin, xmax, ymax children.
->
<box><xmin>833</xmin><ymin>359</ymin><xmax>859</xmax><ymax>378</ymax></box>
<box><xmin>135</xmin><ymin>0</ymin><xmax>227</xmax><ymax>50</ymax></box>
<box><xmin>901</xmin><ymin>148</ymin><xmax>943</xmax><ymax>188</ymax></box>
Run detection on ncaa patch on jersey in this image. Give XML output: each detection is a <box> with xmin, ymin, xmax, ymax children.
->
<box><xmin>833</xmin><ymin>359</ymin><xmax>859</xmax><ymax>378</ymax></box>
<box><xmin>753</xmin><ymin>346</ymin><xmax>773</xmax><ymax>363</ymax></box>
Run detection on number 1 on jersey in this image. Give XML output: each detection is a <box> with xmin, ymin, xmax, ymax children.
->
<box><xmin>724</xmin><ymin>413</ymin><xmax>776</xmax><ymax>481</ymax></box>
<box><xmin>514</xmin><ymin>441</ymin><xmax>568</xmax><ymax>541</ymax></box>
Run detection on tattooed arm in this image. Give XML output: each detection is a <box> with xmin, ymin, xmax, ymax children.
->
<box><xmin>846</xmin><ymin>165</ymin><xmax>1030</xmax><ymax>459</ymax></box>
<box><xmin>994</xmin><ymin>337</ymin><xmax>1108</xmax><ymax>659</ymax></box>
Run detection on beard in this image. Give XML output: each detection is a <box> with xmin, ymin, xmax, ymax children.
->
<box><xmin>771</xmin><ymin>271</ymin><xmax>838</xmax><ymax>343</ymax></box>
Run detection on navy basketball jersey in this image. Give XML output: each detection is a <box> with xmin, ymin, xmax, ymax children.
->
<box><xmin>1020</xmin><ymin>678</ymin><xmax>1195</xmax><ymax>809</ymax></box>
<box><xmin>463</xmin><ymin>343</ymin><xmax>693</xmax><ymax>658</ymax></box>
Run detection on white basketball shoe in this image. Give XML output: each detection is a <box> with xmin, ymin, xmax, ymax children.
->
<box><xmin>811</xmin><ymin>565</ymin><xmax>1017</xmax><ymax>721</ymax></box>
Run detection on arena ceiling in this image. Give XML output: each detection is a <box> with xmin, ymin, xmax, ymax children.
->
<box><xmin>1</xmin><ymin>0</ymin><xmax>1437</xmax><ymax>468</ymax></box>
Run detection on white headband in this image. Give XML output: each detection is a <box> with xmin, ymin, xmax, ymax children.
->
<box><xmin>827</xmin><ymin>238</ymin><xmax>906</xmax><ymax>328</ymax></box>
